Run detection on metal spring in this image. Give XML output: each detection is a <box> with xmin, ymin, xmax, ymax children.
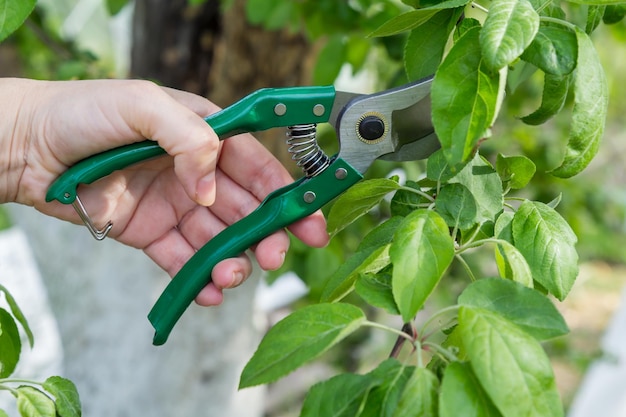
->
<box><xmin>286</xmin><ymin>124</ymin><xmax>330</xmax><ymax>177</ymax></box>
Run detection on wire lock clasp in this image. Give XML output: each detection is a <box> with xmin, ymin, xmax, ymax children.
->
<box><xmin>70</xmin><ymin>193</ymin><xmax>113</xmax><ymax>240</ymax></box>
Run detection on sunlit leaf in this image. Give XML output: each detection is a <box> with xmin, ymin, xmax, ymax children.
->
<box><xmin>458</xmin><ymin>278</ymin><xmax>568</xmax><ymax>340</ymax></box>
<box><xmin>512</xmin><ymin>201</ymin><xmax>578</xmax><ymax>300</ymax></box>
<box><xmin>327</xmin><ymin>178</ymin><xmax>401</xmax><ymax>237</ymax></box>
<box><xmin>494</xmin><ymin>241</ymin><xmax>534</xmax><ymax>287</ymax></box>
<box><xmin>440</xmin><ymin>362</ymin><xmax>503</xmax><ymax>417</ymax></box>
<box><xmin>369</xmin><ymin>9</ymin><xmax>438</xmax><ymax>37</ymax></box>
<box><xmin>301</xmin><ymin>373</ymin><xmax>378</xmax><ymax>417</ymax></box>
<box><xmin>391</xmin><ymin>210</ymin><xmax>455</xmax><ymax>322</ymax></box>
<box><xmin>459</xmin><ymin>307</ymin><xmax>564</xmax><ymax>417</ymax></box>
<box><xmin>239</xmin><ymin>303</ymin><xmax>365</xmax><ymax>388</ymax></box>
<box><xmin>432</xmin><ymin>26</ymin><xmax>500</xmax><ymax>167</ymax></box>
<box><xmin>435</xmin><ymin>183</ymin><xmax>478</xmax><ymax>230</ymax></box>
<box><xmin>480</xmin><ymin>0</ymin><xmax>540</xmax><ymax>71</ymax></box>
<box><xmin>495</xmin><ymin>154</ymin><xmax>536</xmax><ymax>189</ymax></box>
<box><xmin>16</xmin><ymin>386</ymin><xmax>56</xmax><ymax>417</ymax></box>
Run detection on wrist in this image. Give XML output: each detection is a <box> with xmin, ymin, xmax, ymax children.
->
<box><xmin>0</xmin><ymin>78</ymin><xmax>36</xmax><ymax>205</ymax></box>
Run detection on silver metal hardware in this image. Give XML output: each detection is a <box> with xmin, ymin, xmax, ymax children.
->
<box><xmin>71</xmin><ymin>194</ymin><xmax>113</xmax><ymax>241</ymax></box>
<box><xmin>286</xmin><ymin>124</ymin><xmax>330</xmax><ymax>177</ymax></box>
<box><xmin>335</xmin><ymin>168</ymin><xmax>348</xmax><ymax>180</ymax></box>
<box><xmin>313</xmin><ymin>104</ymin><xmax>325</xmax><ymax>117</ymax></box>
<box><xmin>303</xmin><ymin>191</ymin><xmax>316</xmax><ymax>203</ymax></box>
<box><xmin>274</xmin><ymin>103</ymin><xmax>287</xmax><ymax>116</ymax></box>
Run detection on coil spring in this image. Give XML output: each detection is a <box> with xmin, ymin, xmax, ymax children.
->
<box><xmin>286</xmin><ymin>124</ymin><xmax>330</xmax><ymax>178</ymax></box>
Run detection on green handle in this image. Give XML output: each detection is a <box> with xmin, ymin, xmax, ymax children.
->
<box><xmin>46</xmin><ymin>85</ymin><xmax>336</xmax><ymax>204</ymax></box>
<box><xmin>148</xmin><ymin>158</ymin><xmax>362</xmax><ymax>345</ymax></box>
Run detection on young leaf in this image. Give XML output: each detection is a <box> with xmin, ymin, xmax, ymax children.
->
<box><xmin>603</xmin><ymin>4</ymin><xmax>626</xmax><ymax>24</ymax></box>
<box><xmin>432</xmin><ymin>26</ymin><xmax>500</xmax><ymax>167</ymax></box>
<box><xmin>480</xmin><ymin>0</ymin><xmax>540</xmax><ymax>72</ymax></box>
<box><xmin>520</xmin><ymin>73</ymin><xmax>571</xmax><ymax>126</ymax></box>
<box><xmin>392</xmin><ymin>368</ymin><xmax>439</xmax><ymax>417</ymax></box>
<box><xmin>0</xmin><ymin>284</ymin><xmax>34</xmax><ymax>347</ymax></box>
<box><xmin>239</xmin><ymin>303</ymin><xmax>365</xmax><ymax>388</ymax></box>
<box><xmin>550</xmin><ymin>27</ymin><xmax>609</xmax><ymax>178</ymax></box>
<box><xmin>0</xmin><ymin>308</ymin><xmax>21</xmax><ymax>378</ymax></box>
<box><xmin>458</xmin><ymin>307</ymin><xmax>564</xmax><ymax>417</ymax></box>
<box><xmin>327</xmin><ymin>178</ymin><xmax>401</xmax><ymax>237</ymax></box>
<box><xmin>495</xmin><ymin>241</ymin><xmax>534</xmax><ymax>287</ymax></box>
<box><xmin>390</xmin><ymin>181</ymin><xmax>429</xmax><ymax>217</ymax></box>
<box><xmin>404</xmin><ymin>8</ymin><xmax>460</xmax><ymax>81</ymax></box>
<box><xmin>426</xmin><ymin>149</ymin><xmax>466</xmax><ymax>183</ymax></box>
<box><xmin>512</xmin><ymin>201</ymin><xmax>578</xmax><ymax>300</ymax></box>
<box><xmin>43</xmin><ymin>377</ymin><xmax>81</xmax><ymax>417</ymax></box>
<box><xmin>16</xmin><ymin>386</ymin><xmax>56</xmax><ymax>417</ymax></box>
<box><xmin>458</xmin><ymin>278</ymin><xmax>568</xmax><ymax>340</ymax></box>
<box><xmin>435</xmin><ymin>183</ymin><xmax>478</xmax><ymax>230</ymax></box>
<box><xmin>586</xmin><ymin>5</ymin><xmax>606</xmax><ymax>33</ymax></box>
<box><xmin>356</xmin><ymin>272</ymin><xmax>400</xmax><ymax>315</ymax></box>
<box><xmin>520</xmin><ymin>25</ymin><xmax>577</xmax><ymax>76</ymax></box>
<box><xmin>495</xmin><ymin>154</ymin><xmax>536</xmax><ymax>189</ymax></box>
<box><xmin>391</xmin><ymin>210</ymin><xmax>455</xmax><ymax>322</ymax></box>
<box><xmin>368</xmin><ymin>9</ymin><xmax>438</xmax><ymax>37</ymax></box>
<box><xmin>0</xmin><ymin>0</ymin><xmax>36</xmax><ymax>42</ymax></box>
<box><xmin>439</xmin><ymin>362</ymin><xmax>503</xmax><ymax>417</ymax></box>
<box><xmin>300</xmin><ymin>373</ymin><xmax>379</xmax><ymax>417</ymax></box>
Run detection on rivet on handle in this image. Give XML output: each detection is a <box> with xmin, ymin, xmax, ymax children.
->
<box><xmin>68</xmin><ymin>193</ymin><xmax>113</xmax><ymax>241</ymax></box>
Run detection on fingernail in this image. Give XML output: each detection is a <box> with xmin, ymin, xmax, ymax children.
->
<box><xmin>231</xmin><ymin>271</ymin><xmax>245</xmax><ymax>288</ymax></box>
<box><xmin>195</xmin><ymin>172</ymin><xmax>215</xmax><ymax>206</ymax></box>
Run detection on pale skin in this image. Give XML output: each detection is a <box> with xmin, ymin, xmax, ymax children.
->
<box><xmin>0</xmin><ymin>78</ymin><xmax>329</xmax><ymax>305</ymax></box>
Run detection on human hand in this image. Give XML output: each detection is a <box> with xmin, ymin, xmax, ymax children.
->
<box><xmin>0</xmin><ymin>78</ymin><xmax>329</xmax><ymax>305</ymax></box>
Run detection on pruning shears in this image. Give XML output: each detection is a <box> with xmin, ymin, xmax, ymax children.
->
<box><xmin>45</xmin><ymin>76</ymin><xmax>439</xmax><ymax>345</ymax></box>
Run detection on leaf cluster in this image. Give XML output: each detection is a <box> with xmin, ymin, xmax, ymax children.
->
<box><xmin>0</xmin><ymin>285</ymin><xmax>82</xmax><ymax>417</ymax></box>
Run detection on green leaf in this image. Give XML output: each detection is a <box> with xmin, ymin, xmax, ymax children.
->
<box><xmin>301</xmin><ymin>373</ymin><xmax>378</xmax><ymax>417</ymax></box>
<box><xmin>520</xmin><ymin>25</ymin><xmax>577</xmax><ymax>76</ymax></box>
<box><xmin>356</xmin><ymin>272</ymin><xmax>399</xmax><ymax>315</ymax></box>
<box><xmin>435</xmin><ymin>183</ymin><xmax>478</xmax><ymax>230</ymax></box>
<box><xmin>426</xmin><ymin>149</ymin><xmax>466</xmax><ymax>182</ymax></box>
<box><xmin>392</xmin><ymin>368</ymin><xmax>439</xmax><ymax>417</ymax></box>
<box><xmin>495</xmin><ymin>154</ymin><xmax>536</xmax><ymax>189</ymax></box>
<box><xmin>322</xmin><ymin>217</ymin><xmax>402</xmax><ymax>302</ymax></box>
<box><xmin>480</xmin><ymin>0</ymin><xmax>540</xmax><ymax>72</ymax></box>
<box><xmin>16</xmin><ymin>386</ymin><xmax>56</xmax><ymax>417</ymax></box>
<box><xmin>390</xmin><ymin>181</ymin><xmax>429</xmax><ymax>217</ymax></box>
<box><xmin>432</xmin><ymin>26</ymin><xmax>501</xmax><ymax>167</ymax></box>
<box><xmin>520</xmin><ymin>73</ymin><xmax>571</xmax><ymax>125</ymax></box>
<box><xmin>313</xmin><ymin>35</ymin><xmax>347</xmax><ymax>85</ymax></box>
<box><xmin>458</xmin><ymin>307</ymin><xmax>564</xmax><ymax>417</ymax></box>
<box><xmin>449</xmin><ymin>154</ymin><xmax>504</xmax><ymax>223</ymax></box>
<box><xmin>391</xmin><ymin>210</ymin><xmax>455</xmax><ymax>322</ymax></box>
<box><xmin>402</xmin><ymin>0</ymin><xmax>471</xmax><ymax>9</ymax></box>
<box><xmin>586</xmin><ymin>5</ymin><xmax>606</xmax><ymax>33</ymax></box>
<box><xmin>327</xmin><ymin>178</ymin><xmax>401</xmax><ymax>237</ymax></box>
<box><xmin>0</xmin><ymin>308</ymin><xmax>20</xmax><ymax>378</ymax></box>
<box><xmin>0</xmin><ymin>409</ymin><xmax>9</xmax><ymax>417</ymax></box>
<box><xmin>550</xmin><ymin>27</ymin><xmax>608</xmax><ymax>178</ymax></box>
<box><xmin>346</xmin><ymin>36</ymin><xmax>371</xmax><ymax>74</ymax></box>
<box><xmin>494</xmin><ymin>240</ymin><xmax>534</xmax><ymax>287</ymax></box>
<box><xmin>458</xmin><ymin>278</ymin><xmax>568</xmax><ymax>340</ymax></box>
<box><xmin>0</xmin><ymin>284</ymin><xmax>34</xmax><ymax>348</ymax></box>
<box><xmin>0</xmin><ymin>0</ymin><xmax>36</xmax><ymax>42</ymax></box>
<box><xmin>369</xmin><ymin>9</ymin><xmax>438</xmax><ymax>37</ymax></box>
<box><xmin>239</xmin><ymin>303</ymin><xmax>365</xmax><ymax>388</ymax></box>
<box><xmin>404</xmin><ymin>8</ymin><xmax>460</xmax><ymax>81</ymax></box>
<box><xmin>359</xmin><ymin>359</ymin><xmax>416</xmax><ymax>417</ymax></box>
<box><xmin>105</xmin><ymin>0</ymin><xmax>129</xmax><ymax>15</ymax></box>
<box><xmin>43</xmin><ymin>377</ymin><xmax>81</xmax><ymax>417</ymax></box>
<box><xmin>513</xmin><ymin>201</ymin><xmax>578</xmax><ymax>300</ymax></box>
<box><xmin>440</xmin><ymin>362</ymin><xmax>503</xmax><ymax>417</ymax></box>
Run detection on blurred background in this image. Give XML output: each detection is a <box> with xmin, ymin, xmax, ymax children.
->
<box><xmin>1</xmin><ymin>0</ymin><xmax>626</xmax><ymax>416</ymax></box>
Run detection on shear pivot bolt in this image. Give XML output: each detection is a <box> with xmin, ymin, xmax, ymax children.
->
<box><xmin>358</xmin><ymin>115</ymin><xmax>386</xmax><ymax>141</ymax></box>
<box><xmin>303</xmin><ymin>191</ymin><xmax>316</xmax><ymax>203</ymax></box>
<box><xmin>274</xmin><ymin>103</ymin><xmax>287</xmax><ymax>116</ymax></box>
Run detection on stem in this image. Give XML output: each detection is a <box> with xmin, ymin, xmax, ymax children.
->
<box><xmin>400</xmin><ymin>185</ymin><xmax>435</xmax><ymax>203</ymax></box>
<box><xmin>455</xmin><ymin>253</ymin><xmax>477</xmax><ymax>282</ymax></box>
<box><xmin>0</xmin><ymin>384</ymin><xmax>18</xmax><ymax>396</ymax></box>
<box><xmin>470</xmin><ymin>2</ymin><xmax>489</xmax><ymax>14</ymax></box>
<box><xmin>0</xmin><ymin>378</ymin><xmax>43</xmax><ymax>387</ymax></box>
<box><xmin>540</xmin><ymin>16</ymin><xmax>578</xmax><ymax>31</ymax></box>
<box><xmin>419</xmin><ymin>305</ymin><xmax>460</xmax><ymax>339</ymax></box>
<box><xmin>362</xmin><ymin>320</ymin><xmax>415</xmax><ymax>344</ymax></box>
<box><xmin>422</xmin><ymin>341</ymin><xmax>459</xmax><ymax>363</ymax></box>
